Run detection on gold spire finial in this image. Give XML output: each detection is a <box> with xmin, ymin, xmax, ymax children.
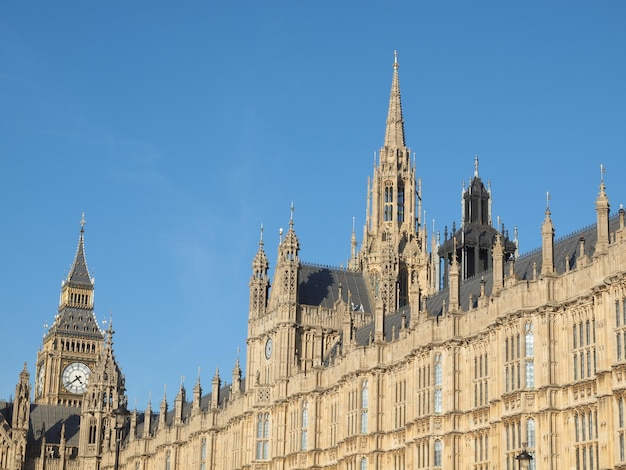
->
<box><xmin>80</xmin><ymin>212</ymin><xmax>86</xmax><ymax>233</ymax></box>
<box><xmin>393</xmin><ymin>50</ymin><xmax>399</xmax><ymax>68</ymax></box>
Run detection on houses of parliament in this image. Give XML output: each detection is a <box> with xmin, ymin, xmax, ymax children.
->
<box><xmin>2</xmin><ymin>53</ymin><xmax>626</xmax><ymax>470</ymax></box>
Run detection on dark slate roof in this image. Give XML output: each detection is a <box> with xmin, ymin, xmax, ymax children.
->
<box><xmin>348</xmin><ymin>215</ymin><xmax>623</xmax><ymax>344</ymax></box>
<box><xmin>47</xmin><ymin>307</ymin><xmax>103</xmax><ymax>340</ymax></box>
<box><xmin>354</xmin><ymin>305</ymin><xmax>412</xmax><ymax>346</ymax></box>
<box><xmin>298</xmin><ymin>264</ymin><xmax>372</xmax><ymax>313</ymax></box>
<box><xmin>425</xmin><ymin>214</ymin><xmax>622</xmax><ymax>316</ymax></box>
<box><xmin>134</xmin><ymin>380</ymin><xmax>242</xmax><ymax>439</ymax></box>
<box><xmin>28</xmin><ymin>404</ymin><xmax>81</xmax><ymax>447</ymax></box>
<box><xmin>67</xmin><ymin>230</ymin><xmax>92</xmax><ymax>285</ymax></box>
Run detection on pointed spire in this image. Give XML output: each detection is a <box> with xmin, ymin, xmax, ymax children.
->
<box><xmin>384</xmin><ymin>50</ymin><xmax>405</xmax><ymax>148</ymax></box>
<box><xmin>349</xmin><ymin>217</ymin><xmax>358</xmax><ymax>270</ymax></box>
<box><xmin>68</xmin><ymin>213</ymin><xmax>92</xmax><ymax>285</ymax></box>
<box><xmin>252</xmin><ymin>223</ymin><xmax>269</xmax><ymax>277</ymax></box>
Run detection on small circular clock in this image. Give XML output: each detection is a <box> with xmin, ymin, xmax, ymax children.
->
<box><xmin>62</xmin><ymin>362</ymin><xmax>91</xmax><ymax>394</ymax></box>
<box><xmin>265</xmin><ymin>338</ymin><xmax>273</xmax><ymax>359</ymax></box>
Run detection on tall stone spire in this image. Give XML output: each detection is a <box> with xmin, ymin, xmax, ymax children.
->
<box><xmin>360</xmin><ymin>51</ymin><xmax>430</xmax><ymax>312</ymax></box>
<box><xmin>384</xmin><ymin>51</ymin><xmax>405</xmax><ymax>149</ymax></box>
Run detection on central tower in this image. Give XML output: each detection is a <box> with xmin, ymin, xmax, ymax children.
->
<box><xmin>359</xmin><ymin>52</ymin><xmax>429</xmax><ymax>313</ymax></box>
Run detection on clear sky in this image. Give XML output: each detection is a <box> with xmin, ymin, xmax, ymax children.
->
<box><xmin>1</xmin><ymin>2</ymin><xmax>625</xmax><ymax>407</ymax></box>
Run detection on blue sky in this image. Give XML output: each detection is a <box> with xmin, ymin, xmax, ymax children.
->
<box><xmin>1</xmin><ymin>2</ymin><xmax>625</xmax><ymax>407</ymax></box>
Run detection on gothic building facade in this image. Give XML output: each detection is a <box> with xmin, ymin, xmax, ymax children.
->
<box><xmin>1</xmin><ymin>53</ymin><xmax>626</xmax><ymax>470</ymax></box>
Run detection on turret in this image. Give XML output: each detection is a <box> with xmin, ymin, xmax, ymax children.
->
<box><xmin>249</xmin><ymin>225</ymin><xmax>270</xmax><ymax>318</ymax></box>
<box><xmin>492</xmin><ymin>234</ymin><xmax>504</xmax><ymax>293</ymax></box>
<box><xmin>12</xmin><ymin>363</ymin><xmax>31</xmax><ymax>431</ymax></box>
<box><xmin>271</xmin><ymin>205</ymin><xmax>300</xmax><ymax>316</ymax></box>
<box><xmin>174</xmin><ymin>383</ymin><xmax>185</xmax><ymax>425</ymax></box>
<box><xmin>79</xmin><ymin>323</ymin><xmax>127</xmax><ymax>468</ymax></box>
<box><xmin>448</xmin><ymin>246</ymin><xmax>461</xmax><ymax>313</ymax></box>
<box><xmin>159</xmin><ymin>390</ymin><xmax>168</xmax><ymax>428</ymax></box>
<box><xmin>144</xmin><ymin>399</ymin><xmax>153</xmax><ymax>438</ymax></box>
<box><xmin>439</xmin><ymin>158</ymin><xmax>516</xmax><ymax>286</ymax></box>
<box><xmin>595</xmin><ymin>166</ymin><xmax>610</xmax><ymax>253</ymax></box>
<box><xmin>232</xmin><ymin>357</ymin><xmax>242</xmax><ymax>398</ymax></box>
<box><xmin>211</xmin><ymin>368</ymin><xmax>221</xmax><ymax>410</ymax></box>
<box><xmin>541</xmin><ymin>197</ymin><xmax>555</xmax><ymax>275</ymax></box>
<box><xmin>192</xmin><ymin>375</ymin><xmax>202</xmax><ymax>414</ymax></box>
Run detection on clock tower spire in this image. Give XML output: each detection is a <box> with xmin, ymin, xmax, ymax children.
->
<box><xmin>35</xmin><ymin>215</ymin><xmax>104</xmax><ymax>407</ymax></box>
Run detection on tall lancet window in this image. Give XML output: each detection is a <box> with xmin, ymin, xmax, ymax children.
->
<box><xmin>361</xmin><ymin>380</ymin><xmax>369</xmax><ymax>433</ymax></box>
<box><xmin>525</xmin><ymin>322</ymin><xmax>535</xmax><ymax>388</ymax></box>
<box><xmin>434</xmin><ymin>353</ymin><xmax>443</xmax><ymax>413</ymax></box>
<box><xmin>301</xmin><ymin>402</ymin><xmax>308</xmax><ymax>451</ymax></box>
<box><xmin>256</xmin><ymin>413</ymin><xmax>270</xmax><ymax>460</ymax></box>
<box><xmin>384</xmin><ymin>183</ymin><xmax>394</xmax><ymax>222</ymax></box>
<box><xmin>398</xmin><ymin>270</ymin><xmax>408</xmax><ymax>308</ymax></box>
<box><xmin>397</xmin><ymin>183</ymin><xmax>405</xmax><ymax>223</ymax></box>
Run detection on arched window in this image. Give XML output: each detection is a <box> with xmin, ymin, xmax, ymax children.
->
<box><xmin>398</xmin><ymin>269</ymin><xmax>408</xmax><ymax>308</ymax></box>
<box><xmin>397</xmin><ymin>183</ymin><xmax>404</xmax><ymax>223</ymax></box>
<box><xmin>200</xmin><ymin>437</ymin><xmax>207</xmax><ymax>470</ymax></box>
<box><xmin>434</xmin><ymin>439</ymin><xmax>443</xmax><ymax>467</ymax></box>
<box><xmin>165</xmin><ymin>452</ymin><xmax>171</xmax><ymax>470</ymax></box>
<box><xmin>360</xmin><ymin>457</ymin><xmax>368</xmax><ymax>470</ymax></box>
<box><xmin>527</xmin><ymin>418</ymin><xmax>536</xmax><ymax>447</ymax></box>
<box><xmin>384</xmin><ymin>183</ymin><xmax>393</xmax><ymax>222</ymax></box>
<box><xmin>256</xmin><ymin>413</ymin><xmax>270</xmax><ymax>460</ymax></box>
<box><xmin>525</xmin><ymin>322</ymin><xmax>535</xmax><ymax>388</ymax></box>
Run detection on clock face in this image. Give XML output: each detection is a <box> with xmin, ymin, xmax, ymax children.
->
<box><xmin>62</xmin><ymin>362</ymin><xmax>91</xmax><ymax>394</ymax></box>
<box><xmin>265</xmin><ymin>338</ymin><xmax>273</xmax><ymax>359</ymax></box>
<box><xmin>36</xmin><ymin>366</ymin><xmax>45</xmax><ymax>396</ymax></box>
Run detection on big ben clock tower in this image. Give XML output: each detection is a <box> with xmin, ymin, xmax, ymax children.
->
<box><xmin>35</xmin><ymin>215</ymin><xmax>104</xmax><ymax>407</ymax></box>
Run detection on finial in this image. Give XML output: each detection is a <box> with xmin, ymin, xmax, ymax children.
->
<box><xmin>474</xmin><ymin>154</ymin><xmax>479</xmax><ymax>178</ymax></box>
<box><xmin>546</xmin><ymin>191</ymin><xmax>551</xmax><ymax>210</ymax></box>
<box><xmin>259</xmin><ymin>223</ymin><xmax>264</xmax><ymax>244</ymax></box>
<box><xmin>600</xmin><ymin>163</ymin><xmax>606</xmax><ymax>183</ymax></box>
<box><xmin>393</xmin><ymin>50</ymin><xmax>399</xmax><ymax>68</ymax></box>
<box><xmin>352</xmin><ymin>216</ymin><xmax>355</xmax><ymax>233</ymax></box>
<box><xmin>80</xmin><ymin>212</ymin><xmax>86</xmax><ymax>233</ymax></box>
